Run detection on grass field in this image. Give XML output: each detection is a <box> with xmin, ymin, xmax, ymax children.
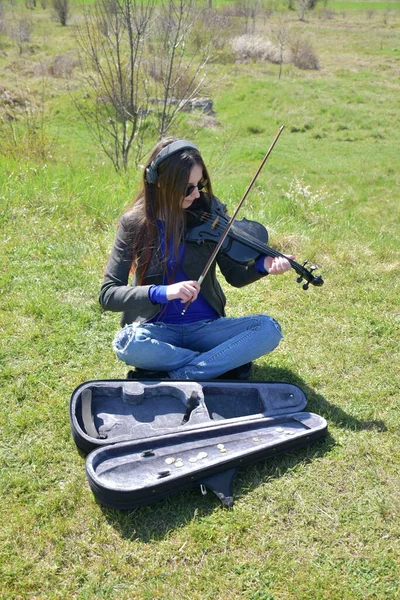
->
<box><xmin>1</xmin><ymin>1</ymin><xmax>400</xmax><ymax>599</ymax></box>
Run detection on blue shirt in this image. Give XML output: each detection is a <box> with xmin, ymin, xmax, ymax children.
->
<box><xmin>148</xmin><ymin>220</ymin><xmax>267</xmax><ymax>324</ymax></box>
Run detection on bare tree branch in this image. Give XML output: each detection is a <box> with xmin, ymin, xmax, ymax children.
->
<box><xmin>147</xmin><ymin>0</ymin><xmax>214</xmax><ymax>139</ymax></box>
<box><xmin>73</xmin><ymin>0</ymin><xmax>154</xmax><ymax>170</ymax></box>
<box><xmin>72</xmin><ymin>0</ymin><xmax>217</xmax><ymax>168</ymax></box>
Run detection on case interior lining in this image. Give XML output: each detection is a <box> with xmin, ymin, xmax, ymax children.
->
<box><xmin>76</xmin><ymin>381</ymin><xmax>307</xmax><ymax>441</ymax></box>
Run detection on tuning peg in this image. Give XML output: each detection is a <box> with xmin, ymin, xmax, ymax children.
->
<box><xmin>297</xmin><ymin>260</ymin><xmax>308</xmax><ymax>284</ymax></box>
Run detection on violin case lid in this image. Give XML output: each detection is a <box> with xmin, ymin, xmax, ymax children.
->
<box><xmin>70</xmin><ymin>379</ymin><xmax>327</xmax><ymax>509</ymax></box>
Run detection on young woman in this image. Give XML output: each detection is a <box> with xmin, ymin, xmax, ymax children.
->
<box><xmin>99</xmin><ymin>138</ymin><xmax>292</xmax><ymax>380</ymax></box>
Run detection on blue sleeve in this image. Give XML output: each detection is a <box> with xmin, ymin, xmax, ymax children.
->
<box><xmin>255</xmin><ymin>256</ymin><xmax>269</xmax><ymax>274</ymax></box>
<box><xmin>149</xmin><ymin>285</ymin><xmax>169</xmax><ymax>304</ymax></box>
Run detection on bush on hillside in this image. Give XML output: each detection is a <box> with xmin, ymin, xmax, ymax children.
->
<box><xmin>10</xmin><ymin>18</ymin><xmax>33</xmax><ymax>55</ymax></box>
<box><xmin>231</xmin><ymin>34</ymin><xmax>282</xmax><ymax>63</ymax></box>
<box><xmin>231</xmin><ymin>33</ymin><xmax>319</xmax><ymax>71</ymax></box>
<box><xmin>48</xmin><ymin>51</ymin><xmax>79</xmax><ymax>77</ymax></box>
<box><xmin>290</xmin><ymin>38</ymin><xmax>320</xmax><ymax>70</ymax></box>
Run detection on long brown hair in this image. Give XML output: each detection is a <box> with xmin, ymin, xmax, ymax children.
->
<box><xmin>126</xmin><ymin>138</ymin><xmax>213</xmax><ymax>283</ymax></box>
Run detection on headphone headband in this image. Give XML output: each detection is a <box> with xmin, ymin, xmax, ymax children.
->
<box><xmin>145</xmin><ymin>139</ymin><xmax>199</xmax><ymax>184</ymax></box>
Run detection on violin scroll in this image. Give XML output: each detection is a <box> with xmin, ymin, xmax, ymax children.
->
<box><xmin>296</xmin><ymin>261</ymin><xmax>324</xmax><ymax>290</ymax></box>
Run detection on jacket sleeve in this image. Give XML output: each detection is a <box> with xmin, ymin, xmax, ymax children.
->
<box><xmin>217</xmin><ymin>251</ymin><xmax>267</xmax><ymax>288</ymax></box>
<box><xmin>99</xmin><ymin>213</ymin><xmax>154</xmax><ymax>313</ymax></box>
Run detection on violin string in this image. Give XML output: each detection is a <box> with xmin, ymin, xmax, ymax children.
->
<box><xmin>198</xmin><ymin>211</ymin><xmax>289</xmax><ymax>262</ymax></box>
<box><xmin>188</xmin><ymin>210</ymin><xmax>316</xmax><ymax>281</ymax></box>
<box><xmin>197</xmin><ymin>211</ymin><xmax>315</xmax><ymax>279</ymax></box>
<box><xmin>200</xmin><ymin>212</ymin><xmax>284</xmax><ymax>259</ymax></box>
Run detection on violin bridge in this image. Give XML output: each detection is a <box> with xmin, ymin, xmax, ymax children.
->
<box><xmin>211</xmin><ymin>216</ymin><xmax>220</xmax><ymax>230</ymax></box>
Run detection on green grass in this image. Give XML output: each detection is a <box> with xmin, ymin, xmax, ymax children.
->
<box><xmin>1</xmin><ymin>2</ymin><xmax>400</xmax><ymax>599</ymax></box>
<box><xmin>329</xmin><ymin>0</ymin><xmax>400</xmax><ymax>9</ymax></box>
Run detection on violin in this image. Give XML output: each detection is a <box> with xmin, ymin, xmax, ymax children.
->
<box><xmin>185</xmin><ymin>201</ymin><xmax>324</xmax><ymax>290</ymax></box>
<box><xmin>181</xmin><ymin>126</ymin><xmax>323</xmax><ymax>315</ymax></box>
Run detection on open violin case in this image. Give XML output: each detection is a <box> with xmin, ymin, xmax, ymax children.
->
<box><xmin>70</xmin><ymin>379</ymin><xmax>327</xmax><ymax>509</ymax></box>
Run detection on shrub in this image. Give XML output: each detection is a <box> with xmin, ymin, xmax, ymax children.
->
<box><xmin>290</xmin><ymin>38</ymin><xmax>320</xmax><ymax>70</ymax></box>
<box><xmin>0</xmin><ymin>86</ymin><xmax>55</xmax><ymax>162</ymax></box>
<box><xmin>48</xmin><ymin>51</ymin><xmax>78</xmax><ymax>78</ymax></box>
<box><xmin>231</xmin><ymin>34</ymin><xmax>281</xmax><ymax>63</ymax></box>
<box><xmin>10</xmin><ymin>18</ymin><xmax>34</xmax><ymax>55</ymax></box>
<box><xmin>319</xmin><ymin>8</ymin><xmax>336</xmax><ymax>20</ymax></box>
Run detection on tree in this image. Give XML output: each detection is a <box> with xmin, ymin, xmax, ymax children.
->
<box><xmin>237</xmin><ymin>0</ymin><xmax>263</xmax><ymax>34</ymax></box>
<box><xmin>11</xmin><ymin>18</ymin><xmax>33</xmax><ymax>55</ymax></box>
<box><xmin>53</xmin><ymin>0</ymin><xmax>70</xmax><ymax>26</ymax></box>
<box><xmin>297</xmin><ymin>0</ymin><xmax>319</xmax><ymax>21</ymax></box>
<box><xmin>74</xmin><ymin>0</ymin><xmax>154</xmax><ymax>171</ymax></box>
<box><xmin>74</xmin><ymin>0</ymin><xmax>215</xmax><ymax>170</ymax></box>
<box><xmin>274</xmin><ymin>23</ymin><xmax>289</xmax><ymax>79</ymax></box>
<box><xmin>147</xmin><ymin>0</ymin><xmax>214</xmax><ymax>139</ymax></box>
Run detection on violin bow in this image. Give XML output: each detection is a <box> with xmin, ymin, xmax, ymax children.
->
<box><xmin>181</xmin><ymin>125</ymin><xmax>285</xmax><ymax>315</ymax></box>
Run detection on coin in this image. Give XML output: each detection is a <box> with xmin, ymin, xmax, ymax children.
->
<box><xmin>165</xmin><ymin>457</ymin><xmax>176</xmax><ymax>465</ymax></box>
<box><xmin>175</xmin><ymin>460</ymin><xmax>184</xmax><ymax>468</ymax></box>
<box><xmin>217</xmin><ymin>444</ymin><xmax>225</xmax><ymax>450</ymax></box>
<box><xmin>219</xmin><ymin>447</ymin><xmax>227</xmax><ymax>453</ymax></box>
<box><xmin>275</xmin><ymin>427</ymin><xmax>284</xmax><ymax>433</ymax></box>
<box><xmin>189</xmin><ymin>457</ymin><xmax>198</xmax><ymax>463</ymax></box>
<box><xmin>197</xmin><ymin>452</ymin><xmax>208</xmax><ymax>459</ymax></box>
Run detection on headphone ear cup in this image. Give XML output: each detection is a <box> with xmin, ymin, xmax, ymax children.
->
<box><xmin>145</xmin><ymin>140</ymin><xmax>199</xmax><ymax>185</ymax></box>
<box><xmin>145</xmin><ymin>165</ymin><xmax>157</xmax><ymax>184</ymax></box>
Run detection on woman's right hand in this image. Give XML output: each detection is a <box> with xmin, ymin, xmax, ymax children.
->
<box><xmin>166</xmin><ymin>281</ymin><xmax>200</xmax><ymax>303</ymax></box>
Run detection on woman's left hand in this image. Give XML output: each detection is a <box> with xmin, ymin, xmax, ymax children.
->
<box><xmin>264</xmin><ymin>255</ymin><xmax>294</xmax><ymax>275</ymax></box>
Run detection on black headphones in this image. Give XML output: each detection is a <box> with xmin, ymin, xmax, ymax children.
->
<box><xmin>145</xmin><ymin>139</ymin><xmax>199</xmax><ymax>185</ymax></box>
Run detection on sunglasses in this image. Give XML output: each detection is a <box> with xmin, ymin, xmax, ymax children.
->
<box><xmin>185</xmin><ymin>181</ymin><xmax>205</xmax><ymax>197</ymax></box>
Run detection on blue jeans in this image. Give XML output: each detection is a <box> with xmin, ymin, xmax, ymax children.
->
<box><xmin>113</xmin><ymin>315</ymin><xmax>283</xmax><ymax>380</ymax></box>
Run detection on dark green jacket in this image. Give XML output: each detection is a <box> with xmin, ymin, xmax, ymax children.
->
<box><xmin>99</xmin><ymin>196</ymin><xmax>267</xmax><ymax>326</ymax></box>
